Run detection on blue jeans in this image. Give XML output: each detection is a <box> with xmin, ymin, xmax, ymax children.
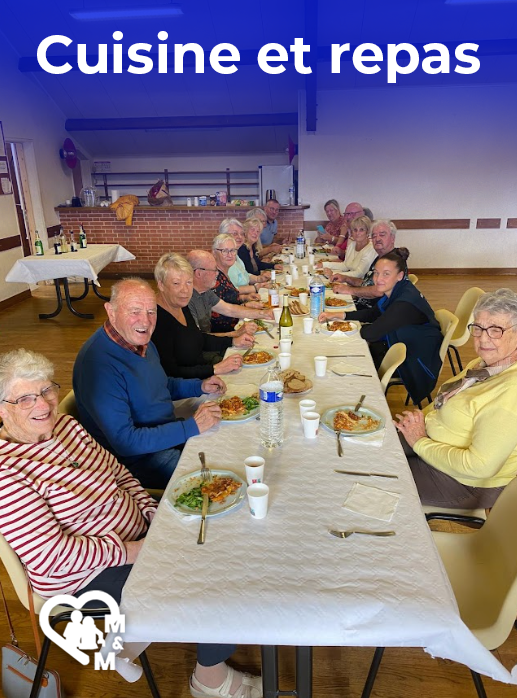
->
<box><xmin>123</xmin><ymin>446</ymin><xmax>183</xmax><ymax>489</ymax></box>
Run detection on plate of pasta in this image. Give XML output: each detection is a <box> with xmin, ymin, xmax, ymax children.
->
<box><xmin>167</xmin><ymin>469</ymin><xmax>246</xmax><ymax>517</ymax></box>
<box><xmin>321</xmin><ymin>405</ymin><xmax>385</xmax><ymax>436</ymax></box>
<box><xmin>321</xmin><ymin>321</ymin><xmax>359</xmax><ymax>335</ymax></box>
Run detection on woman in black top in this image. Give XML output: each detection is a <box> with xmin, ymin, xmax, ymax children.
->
<box><xmin>152</xmin><ymin>252</ymin><xmax>245</xmax><ymax>378</ymax></box>
<box><xmin>320</xmin><ymin>248</ymin><xmax>443</xmax><ymax>404</ymax></box>
<box><xmin>239</xmin><ymin>218</ymin><xmax>283</xmax><ymax>275</ymax></box>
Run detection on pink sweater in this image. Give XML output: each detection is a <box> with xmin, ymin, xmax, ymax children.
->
<box><xmin>0</xmin><ymin>414</ymin><xmax>157</xmax><ymax>597</ymax></box>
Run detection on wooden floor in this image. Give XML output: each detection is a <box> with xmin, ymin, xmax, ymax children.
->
<box><xmin>1</xmin><ymin>273</ymin><xmax>517</xmax><ymax>697</ymax></box>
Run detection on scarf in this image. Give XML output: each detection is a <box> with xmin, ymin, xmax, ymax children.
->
<box><xmin>434</xmin><ymin>358</ymin><xmax>514</xmax><ymax>409</ymax></box>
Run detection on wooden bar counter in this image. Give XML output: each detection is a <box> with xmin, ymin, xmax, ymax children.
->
<box><xmin>56</xmin><ymin>205</ymin><xmax>308</xmax><ymax>277</ymax></box>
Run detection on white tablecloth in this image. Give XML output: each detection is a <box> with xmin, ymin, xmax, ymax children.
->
<box><xmin>120</xmin><ymin>285</ymin><xmax>517</xmax><ymax>685</ymax></box>
<box><xmin>5</xmin><ymin>244</ymin><xmax>135</xmax><ymax>285</ymax></box>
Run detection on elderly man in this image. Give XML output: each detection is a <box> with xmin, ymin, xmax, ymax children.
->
<box><xmin>259</xmin><ymin>199</ymin><xmax>289</xmax><ymax>254</ymax></box>
<box><xmin>73</xmin><ymin>278</ymin><xmax>224</xmax><ymax>489</ymax></box>
<box><xmin>187</xmin><ymin>249</ymin><xmax>273</xmax><ymax>337</ymax></box>
<box><xmin>332</xmin><ymin>219</ymin><xmax>398</xmax><ymax>309</ymax></box>
<box><xmin>331</xmin><ymin>201</ymin><xmax>366</xmax><ymax>258</ymax></box>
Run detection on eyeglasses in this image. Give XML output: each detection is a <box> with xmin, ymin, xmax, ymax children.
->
<box><xmin>215</xmin><ymin>249</ymin><xmax>237</xmax><ymax>256</ymax></box>
<box><xmin>467</xmin><ymin>323</ymin><xmax>517</xmax><ymax>339</ymax></box>
<box><xmin>197</xmin><ymin>267</ymin><xmax>218</xmax><ymax>273</ymax></box>
<box><xmin>2</xmin><ymin>382</ymin><xmax>60</xmax><ymax>410</ymax></box>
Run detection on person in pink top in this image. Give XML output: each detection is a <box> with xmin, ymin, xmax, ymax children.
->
<box><xmin>0</xmin><ymin>348</ymin><xmax>262</xmax><ymax>698</ymax></box>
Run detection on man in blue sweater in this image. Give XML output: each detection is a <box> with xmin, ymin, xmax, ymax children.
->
<box><xmin>73</xmin><ymin>278</ymin><xmax>224</xmax><ymax>488</ymax></box>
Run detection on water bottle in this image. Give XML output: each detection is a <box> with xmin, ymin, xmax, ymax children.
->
<box><xmin>295</xmin><ymin>230</ymin><xmax>305</xmax><ymax>259</ymax></box>
<box><xmin>259</xmin><ymin>362</ymin><xmax>284</xmax><ymax>448</ymax></box>
<box><xmin>288</xmin><ymin>185</ymin><xmax>295</xmax><ymax>206</ymax></box>
<box><xmin>309</xmin><ymin>277</ymin><xmax>325</xmax><ymax>319</ymax></box>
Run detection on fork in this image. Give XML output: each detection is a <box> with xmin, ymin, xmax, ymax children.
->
<box><xmin>336</xmin><ymin>431</ymin><xmax>343</xmax><ymax>457</ymax></box>
<box><xmin>197</xmin><ymin>452</ymin><xmax>211</xmax><ymax>545</ymax></box>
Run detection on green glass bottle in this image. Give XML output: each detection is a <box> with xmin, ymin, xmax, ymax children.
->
<box><xmin>279</xmin><ymin>295</ymin><xmax>293</xmax><ymax>342</ymax></box>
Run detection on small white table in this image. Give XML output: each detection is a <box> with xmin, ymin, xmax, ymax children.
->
<box><xmin>5</xmin><ymin>244</ymin><xmax>135</xmax><ymax>319</ymax></box>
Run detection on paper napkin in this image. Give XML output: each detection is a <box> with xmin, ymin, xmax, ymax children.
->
<box><xmin>343</xmin><ymin>482</ymin><xmax>400</xmax><ymax>521</ymax></box>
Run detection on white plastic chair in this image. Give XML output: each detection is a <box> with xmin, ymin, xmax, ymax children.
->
<box><xmin>448</xmin><ymin>287</ymin><xmax>485</xmax><ymax>375</ymax></box>
<box><xmin>378</xmin><ymin>343</ymin><xmax>407</xmax><ymax>394</ymax></box>
<box><xmin>435</xmin><ymin>308</ymin><xmax>459</xmax><ymax>368</ymax></box>
<box><xmin>407</xmin><ymin>273</ymin><xmax>418</xmax><ymax>285</ymax></box>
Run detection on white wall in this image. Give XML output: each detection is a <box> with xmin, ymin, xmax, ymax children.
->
<box><xmin>0</xmin><ymin>39</ymin><xmax>78</xmax><ymax>301</ymax></box>
<box><xmin>298</xmin><ymin>86</ymin><xmax>517</xmax><ymax>269</ymax></box>
<box><xmin>88</xmin><ymin>153</ymin><xmax>289</xmax><ymax>203</ymax></box>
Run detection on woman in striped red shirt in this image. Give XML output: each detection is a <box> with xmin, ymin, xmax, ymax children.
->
<box><xmin>0</xmin><ymin>349</ymin><xmax>262</xmax><ymax>698</ymax></box>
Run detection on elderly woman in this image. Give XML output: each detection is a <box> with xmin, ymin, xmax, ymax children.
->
<box><xmin>320</xmin><ymin>248</ymin><xmax>442</xmax><ymax>405</ymax></box>
<box><xmin>315</xmin><ymin>199</ymin><xmax>348</xmax><ymax>245</ymax></box>
<box><xmin>320</xmin><ymin>216</ymin><xmax>377</xmax><ymax>279</ymax></box>
<box><xmin>212</xmin><ymin>234</ymin><xmax>265</xmax><ymax>333</ymax></box>
<box><xmin>0</xmin><ymin>349</ymin><xmax>262</xmax><ymax>698</ymax></box>
<box><xmin>395</xmin><ymin>288</ymin><xmax>517</xmax><ymax>509</ymax></box>
<box><xmin>219</xmin><ymin>218</ymin><xmax>270</xmax><ymax>294</ymax></box>
<box><xmin>152</xmin><ymin>252</ymin><xmax>246</xmax><ymax>378</ymax></box>
<box><xmin>246</xmin><ymin>208</ymin><xmax>283</xmax><ymax>259</ymax></box>
<box><xmin>239</xmin><ymin>218</ymin><xmax>283</xmax><ymax>275</ymax></box>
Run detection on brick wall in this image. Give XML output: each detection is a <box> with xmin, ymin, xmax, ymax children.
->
<box><xmin>57</xmin><ymin>206</ymin><xmax>306</xmax><ymax>276</ymax></box>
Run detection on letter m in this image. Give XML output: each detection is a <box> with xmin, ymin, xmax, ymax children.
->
<box><xmin>94</xmin><ymin>653</ymin><xmax>115</xmax><ymax>670</ymax></box>
<box><xmin>105</xmin><ymin>615</ymin><xmax>125</xmax><ymax>633</ymax></box>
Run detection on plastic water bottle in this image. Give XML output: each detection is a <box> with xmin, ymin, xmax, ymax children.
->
<box><xmin>309</xmin><ymin>277</ymin><xmax>325</xmax><ymax>319</ymax></box>
<box><xmin>259</xmin><ymin>362</ymin><xmax>284</xmax><ymax>448</ymax></box>
<box><xmin>295</xmin><ymin>230</ymin><xmax>305</xmax><ymax>259</ymax></box>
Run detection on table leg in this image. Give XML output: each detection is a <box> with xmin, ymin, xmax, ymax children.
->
<box><xmin>295</xmin><ymin>646</ymin><xmax>312</xmax><ymax>698</ymax></box>
<box><xmin>91</xmin><ymin>280</ymin><xmax>110</xmax><ymax>301</ymax></box>
<box><xmin>261</xmin><ymin>646</ymin><xmax>279</xmax><ymax>698</ymax></box>
<box><xmin>39</xmin><ymin>279</ymin><xmax>64</xmax><ymax>319</ymax></box>
<box><xmin>69</xmin><ymin>278</ymin><xmax>90</xmax><ymax>301</ymax></box>
<box><xmin>62</xmin><ymin>278</ymin><xmax>94</xmax><ymax>319</ymax></box>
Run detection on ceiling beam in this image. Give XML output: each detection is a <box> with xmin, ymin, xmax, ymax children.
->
<box><xmin>304</xmin><ymin>0</ymin><xmax>318</xmax><ymax>132</ymax></box>
<box><xmin>65</xmin><ymin>113</ymin><xmax>298</xmax><ymax>131</ymax></box>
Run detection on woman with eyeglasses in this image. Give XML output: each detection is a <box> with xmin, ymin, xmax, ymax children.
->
<box><xmin>394</xmin><ymin>288</ymin><xmax>517</xmax><ymax>509</ymax></box>
<box><xmin>0</xmin><ymin>348</ymin><xmax>263</xmax><ymax>697</ymax></box>
<box><xmin>211</xmin><ymin>233</ymin><xmax>265</xmax><ymax>333</ymax></box>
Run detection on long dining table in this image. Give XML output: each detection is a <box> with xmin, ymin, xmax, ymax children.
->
<box><xmin>117</xmin><ymin>261</ymin><xmax>517</xmax><ymax>697</ymax></box>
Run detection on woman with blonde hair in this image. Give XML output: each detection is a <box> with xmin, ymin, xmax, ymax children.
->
<box><xmin>320</xmin><ymin>215</ymin><xmax>377</xmax><ymax>279</ymax></box>
<box><xmin>239</xmin><ymin>218</ymin><xmax>282</xmax><ymax>275</ymax></box>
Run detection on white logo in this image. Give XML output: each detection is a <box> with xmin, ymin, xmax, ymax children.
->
<box><xmin>39</xmin><ymin>591</ymin><xmax>124</xmax><ymax>669</ymax></box>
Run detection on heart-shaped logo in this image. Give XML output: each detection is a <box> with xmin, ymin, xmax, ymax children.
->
<box><xmin>39</xmin><ymin>590</ymin><xmax>121</xmax><ymax>665</ymax></box>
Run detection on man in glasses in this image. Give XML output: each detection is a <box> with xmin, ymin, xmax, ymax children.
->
<box><xmin>187</xmin><ymin>249</ymin><xmax>273</xmax><ymax>340</ymax></box>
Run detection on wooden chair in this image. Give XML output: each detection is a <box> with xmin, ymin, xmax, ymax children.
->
<box><xmin>407</xmin><ymin>273</ymin><xmax>418</xmax><ymax>285</ymax></box>
<box><xmin>378</xmin><ymin>342</ymin><xmax>407</xmax><ymax>394</ymax></box>
<box><xmin>0</xmin><ymin>532</ymin><xmax>161</xmax><ymax>698</ymax></box>
<box><xmin>447</xmin><ymin>287</ymin><xmax>485</xmax><ymax>375</ymax></box>
<box><xmin>361</xmin><ymin>478</ymin><xmax>517</xmax><ymax>698</ymax></box>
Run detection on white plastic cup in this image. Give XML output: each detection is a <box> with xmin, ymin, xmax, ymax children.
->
<box><xmin>303</xmin><ymin>317</ymin><xmax>314</xmax><ymax>334</ymax></box>
<box><xmin>285</xmin><ymin>273</ymin><xmax>293</xmax><ymax>286</ymax></box>
<box><xmin>289</xmin><ymin>253</ymin><xmax>295</xmax><ymax>263</ymax></box>
<box><xmin>279</xmin><ymin>339</ymin><xmax>291</xmax><ymax>354</ymax></box>
<box><xmin>273</xmin><ymin>307</ymin><xmax>282</xmax><ymax>323</ymax></box>
<box><xmin>302</xmin><ymin>264</ymin><xmax>309</xmax><ymax>274</ymax></box>
<box><xmin>278</xmin><ymin>352</ymin><xmax>291</xmax><ymax>370</ymax></box>
<box><xmin>244</xmin><ymin>456</ymin><xmax>265</xmax><ymax>485</ymax></box>
<box><xmin>247</xmin><ymin>483</ymin><xmax>269</xmax><ymax>519</ymax></box>
<box><xmin>292</xmin><ymin>268</ymin><xmax>299</xmax><ymax>280</ymax></box>
<box><xmin>299</xmin><ymin>399</ymin><xmax>317</xmax><ymax>424</ymax></box>
<box><xmin>299</xmin><ymin>292</ymin><xmax>308</xmax><ymax>306</ymax></box>
<box><xmin>314</xmin><ymin>355</ymin><xmax>328</xmax><ymax>377</ymax></box>
<box><xmin>302</xmin><ymin>411</ymin><xmax>320</xmax><ymax>439</ymax></box>
<box><xmin>308</xmin><ymin>253</ymin><xmax>315</xmax><ymax>266</ymax></box>
<box><xmin>304</xmin><ymin>275</ymin><xmax>311</xmax><ymax>289</ymax></box>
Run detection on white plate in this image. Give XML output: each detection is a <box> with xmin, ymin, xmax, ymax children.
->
<box><xmin>321</xmin><ymin>405</ymin><xmax>385</xmax><ymax>437</ymax></box>
<box><xmin>241</xmin><ymin>351</ymin><xmax>276</xmax><ymax>368</ymax></box>
<box><xmin>235</xmin><ymin>319</ymin><xmax>276</xmax><ymax>335</ymax></box>
<box><xmin>167</xmin><ymin>469</ymin><xmax>246</xmax><ymax>517</ymax></box>
<box><xmin>218</xmin><ymin>395</ymin><xmax>260</xmax><ymax>422</ymax></box>
<box><xmin>284</xmin><ymin>386</ymin><xmax>313</xmax><ymax>397</ymax></box>
<box><xmin>321</xmin><ymin>321</ymin><xmax>359</xmax><ymax>336</ymax></box>
<box><xmin>324</xmin><ymin>300</ymin><xmax>354</xmax><ymax>311</ymax></box>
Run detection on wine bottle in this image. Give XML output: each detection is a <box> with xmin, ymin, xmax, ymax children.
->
<box><xmin>268</xmin><ymin>270</ymin><xmax>279</xmax><ymax>308</ymax></box>
<box><xmin>279</xmin><ymin>295</ymin><xmax>293</xmax><ymax>342</ymax></box>
<box><xmin>34</xmin><ymin>230</ymin><xmax>44</xmax><ymax>256</ymax></box>
<box><xmin>79</xmin><ymin>223</ymin><xmax>87</xmax><ymax>249</ymax></box>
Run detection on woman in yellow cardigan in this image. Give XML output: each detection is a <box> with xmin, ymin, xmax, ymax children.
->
<box><xmin>395</xmin><ymin>288</ymin><xmax>517</xmax><ymax>509</ymax></box>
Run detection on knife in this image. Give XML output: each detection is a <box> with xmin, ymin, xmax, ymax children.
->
<box><xmin>334</xmin><ymin>469</ymin><xmax>398</xmax><ymax>479</ymax></box>
<box><xmin>329</xmin><ymin>530</ymin><xmax>396</xmax><ymax>539</ymax></box>
<box><xmin>325</xmin><ymin>355</ymin><xmax>365</xmax><ymax>358</ymax></box>
<box><xmin>197</xmin><ymin>492</ymin><xmax>209</xmax><ymax>545</ymax></box>
<box><xmin>354</xmin><ymin>394</ymin><xmax>366</xmax><ymax>414</ymax></box>
<box><xmin>263</xmin><ymin>326</ymin><xmax>275</xmax><ymax>340</ymax></box>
